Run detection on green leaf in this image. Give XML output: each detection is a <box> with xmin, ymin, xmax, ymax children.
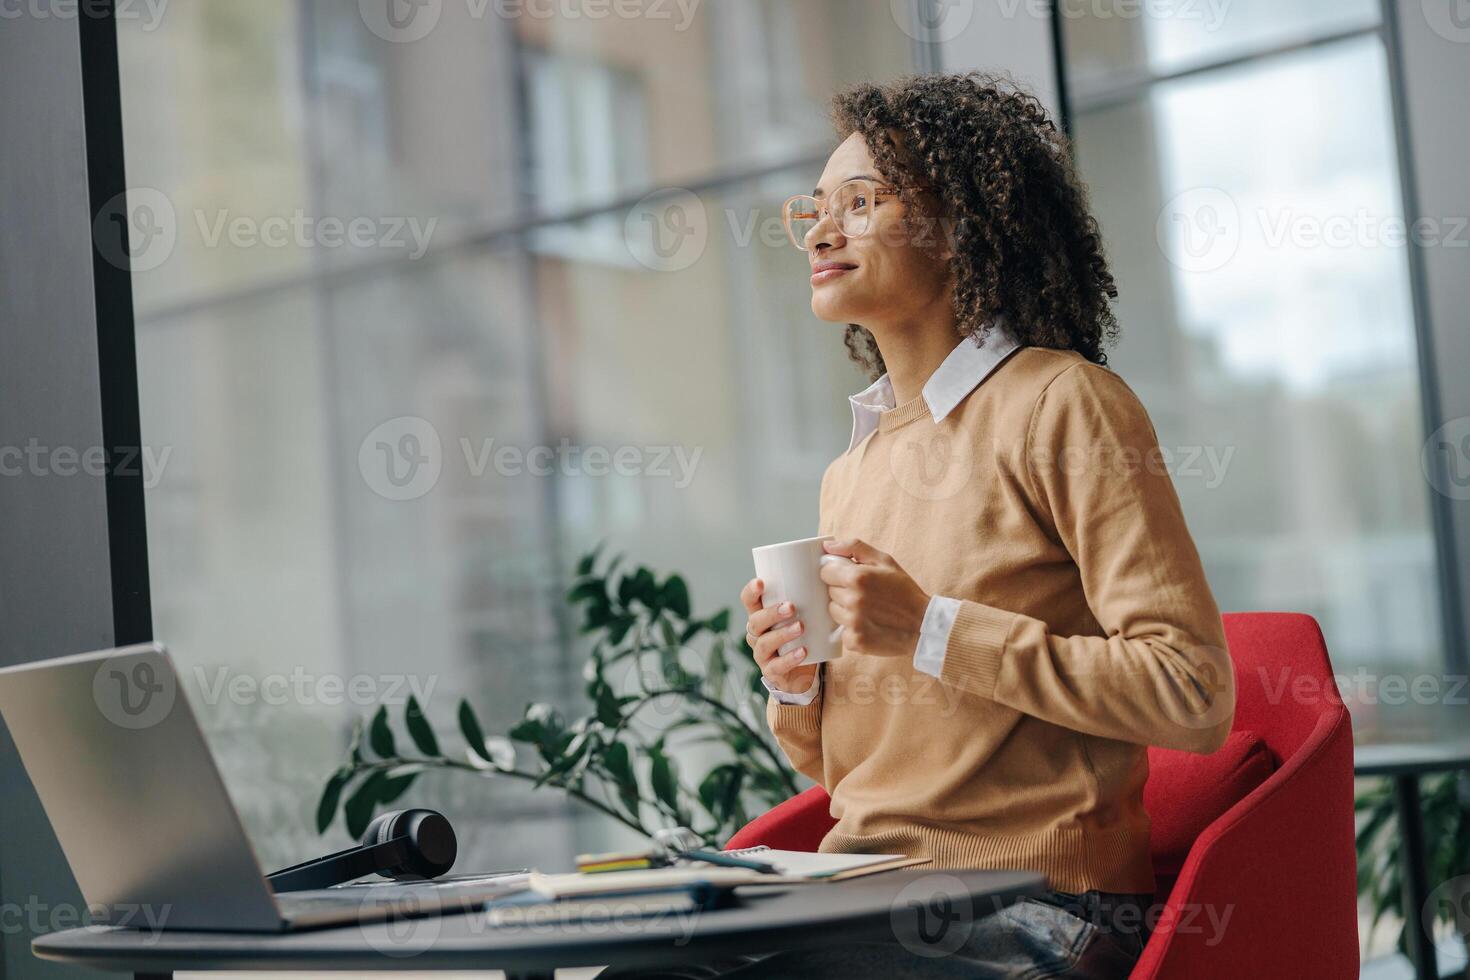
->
<box><xmin>508</xmin><ymin>717</ymin><xmax>547</xmax><ymax>746</ymax></box>
<box><xmin>650</xmin><ymin>747</ymin><xmax>680</xmax><ymax>814</ymax></box>
<box><xmin>316</xmin><ymin>767</ymin><xmax>353</xmax><ymax>833</ymax></box>
<box><xmin>576</xmin><ymin>544</ymin><xmax>603</xmax><ymax>577</ymax></box>
<box><xmin>620</xmin><ymin>567</ymin><xmax>658</xmax><ymax>610</ymax></box>
<box><xmin>582</xmin><ymin>598</ymin><xmax>613</xmax><ymax>632</ymax></box>
<box><xmin>708</xmin><ymin>609</ymin><xmax>730</xmax><ymax>632</ymax></box>
<box><xmin>369</xmin><ymin>706</ymin><xmax>396</xmax><ymax>758</ymax></box>
<box><xmin>607</xmin><ymin>614</ymin><xmax>636</xmax><ymax>645</ymax></box>
<box><xmin>344</xmin><ymin>771</ymin><xmax>387</xmax><ymax>839</ymax></box>
<box><xmin>567</xmin><ymin>579</ymin><xmax>605</xmax><ymax>605</ymax></box>
<box><xmin>459</xmin><ymin>700</ymin><xmax>494</xmax><ymax>763</ymax></box>
<box><xmin>404</xmin><ymin>696</ymin><xmax>440</xmax><ymax>757</ymax></box>
<box><xmin>594</xmin><ymin>681</ymin><xmax>623</xmax><ymax>728</ymax></box>
<box><xmin>601</xmin><ymin>741</ymin><xmax>641</xmax><ymax>820</ymax></box>
<box><xmin>661</xmin><ymin>575</ymin><xmax>691</xmax><ymax>619</ymax></box>
<box><xmin>378</xmin><ymin>769</ymin><xmax>418</xmax><ymax>806</ymax></box>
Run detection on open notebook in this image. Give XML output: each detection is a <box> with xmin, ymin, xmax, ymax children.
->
<box><xmin>527</xmin><ymin>850</ymin><xmax>929</xmax><ymax>899</ymax></box>
<box><xmin>720</xmin><ymin>845</ymin><xmax>927</xmax><ymax>880</ymax></box>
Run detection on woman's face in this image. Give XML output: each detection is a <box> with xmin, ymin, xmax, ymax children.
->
<box><xmin>804</xmin><ymin>132</ymin><xmax>951</xmax><ymax>330</ymax></box>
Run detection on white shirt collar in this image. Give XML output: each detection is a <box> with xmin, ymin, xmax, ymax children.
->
<box><xmin>846</xmin><ymin>321</ymin><xmax>1020</xmax><ymax>453</ymax></box>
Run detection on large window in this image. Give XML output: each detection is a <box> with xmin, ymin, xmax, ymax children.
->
<box><xmin>1058</xmin><ymin>3</ymin><xmax>1447</xmax><ymax>967</ymax></box>
<box><xmin>1059</xmin><ymin>1</ymin><xmax>1445</xmax><ymax>742</ymax></box>
<box><xmin>116</xmin><ymin>0</ymin><xmax>913</xmax><ymax>873</ymax></box>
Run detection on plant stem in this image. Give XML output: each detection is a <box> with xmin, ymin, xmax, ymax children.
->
<box><xmin>682</xmin><ymin>691</ymin><xmax>800</xmax><ymax>796</ymax></box>
<box><xmin>607</xmin><ymin>656</ymin><xmax>799</xmax><ymax>801</ymax></box>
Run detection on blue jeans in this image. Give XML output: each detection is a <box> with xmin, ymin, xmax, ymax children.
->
<box><xmin>595</xmin><ymin>889</ymin><xmax>1152</xmax><ymax>979</ymax></box>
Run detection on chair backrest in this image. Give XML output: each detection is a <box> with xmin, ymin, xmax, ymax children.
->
<box><xmin>1133</xmin><ymin>614</ymin><xmax>1357</xmax><ymax>977</ymax></box>
<box><xmin>1218</xmin><ymin>611</ymin><xmax>1342</xmax><ymax>766</ymax></box>
<box><xmin>1142</xmin><ymin>612</ymin><xmax>1344</xmax><ymax>892</ymax></box>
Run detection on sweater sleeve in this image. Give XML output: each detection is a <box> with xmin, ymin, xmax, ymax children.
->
<box><xmin>765</xmin><ymin>666</ymin><xmax>825</xmax><ymax>786</ymax></box>
<box><xmin>940</xmin><ymin>363</ymin><xmax>1235</xmax><ymax>754</ymax></box>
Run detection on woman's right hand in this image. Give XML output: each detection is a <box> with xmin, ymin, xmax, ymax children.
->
<box><xmin>741</xmin><ymin>577</ymin><xmax>819</xmax><ymax>695</ymax></box>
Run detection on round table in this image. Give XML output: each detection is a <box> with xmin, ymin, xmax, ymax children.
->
<box><xmin>32</xmin><ymin>868</ymin><xmax>1047</xmax><ymax>979</ymax></box>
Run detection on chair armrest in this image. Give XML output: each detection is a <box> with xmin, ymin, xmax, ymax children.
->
<box><xmin>724</xmin><ymin>784</ymin><xmax>835</xmax><ymax>852</ymax></box>
<box><xmin>1131</xmin><ymin>709</ymin><xmax>1358</xmax><ymax>979</ymax></box>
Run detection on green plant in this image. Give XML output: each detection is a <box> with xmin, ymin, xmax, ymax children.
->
<box><xmin>1356</xmin><ymin>772</ymin><xmax>1470</xmax><ymax>959</ymax></box>
<box><xmin>316</xmin><ymin>546</ymin><xmax>801</xmax><ymax>847</ymax></box>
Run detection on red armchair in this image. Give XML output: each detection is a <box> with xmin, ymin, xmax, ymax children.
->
<box><xmin>726</xmin><ymin>612</ymin><xmax>1358</xmax><ymax>978</ymax></box>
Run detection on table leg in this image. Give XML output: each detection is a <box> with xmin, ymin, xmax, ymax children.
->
<box><xmin>1394</xmin><ymin>774</ymin><xmax>1437</xmax><ymax>980</ymax></box>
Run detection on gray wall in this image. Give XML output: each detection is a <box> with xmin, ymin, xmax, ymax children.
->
<box><xmin>0</xmin><ymin>11</ymin><xmax>116</xmax><ymax>980</ymax></box>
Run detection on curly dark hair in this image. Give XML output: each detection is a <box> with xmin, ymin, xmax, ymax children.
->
<box><xmin>831</xmin><ymin>71</ymin><xmax>1119</xmax><ymax>378</ymax></box>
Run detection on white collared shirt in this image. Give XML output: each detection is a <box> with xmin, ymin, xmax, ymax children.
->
<box><xmin>765</xmin><ymin>324</ymin><xmax>1020</xmax><ymax>704</ymax></box>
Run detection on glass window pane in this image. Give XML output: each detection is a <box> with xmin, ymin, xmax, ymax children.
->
<box><xmin>1070</xmin><ymin>35</ymin><xmax>1443</xmax><ymax>740</ymax></box>
<box><xmin>117</xmin><ymin>0</ymin><xmax>907</xmax><ymax>872</ymax></box>
<box><xmin>1062</xmin><ymin>0</ymin><xmax>1380</xmax><ymax>94</ymax></box>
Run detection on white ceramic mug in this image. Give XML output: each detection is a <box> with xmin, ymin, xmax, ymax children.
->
<box><xmin>750</xmin><ymin>534</ymin><xmax>853</xmax><ymax>665</ymax></box>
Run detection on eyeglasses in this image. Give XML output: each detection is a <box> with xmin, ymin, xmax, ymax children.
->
<box><xmin>781</xmin><ymin>178</ymin><xmax>904</xmax><ymax>251</ymax></box>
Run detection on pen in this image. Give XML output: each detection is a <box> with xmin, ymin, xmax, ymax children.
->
<box><xmin>675</xmin><ymin>848</ymin><xmax>781</xmax><ymax>874</ymax></box>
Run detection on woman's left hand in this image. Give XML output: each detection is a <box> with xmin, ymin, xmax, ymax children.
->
<box><xmin>819</xmin><ymin>538</ymin><xmax>931</xmax><ymax>658</ymax></box>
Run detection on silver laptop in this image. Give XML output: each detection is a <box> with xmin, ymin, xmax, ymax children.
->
<box><xmin>0</xmin><ymin>643</ymin><xmax>528</xmax><ymax>931</ymax></box>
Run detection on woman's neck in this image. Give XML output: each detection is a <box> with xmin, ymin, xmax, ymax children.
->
<box><xmin>869</xmin><ymin>311</ymin><xmax>962</xmax><ymax>407</ymax></box>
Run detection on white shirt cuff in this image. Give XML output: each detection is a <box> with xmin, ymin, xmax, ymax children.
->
<box><xmin>763</xmin><ymin>670</ymin><xmax>821</xmax><ymax>705</ymax></box>
<box><xmin>914</xmin><ymin>595</ymin><xmax>962</xmax><ymax>678</ymax></box>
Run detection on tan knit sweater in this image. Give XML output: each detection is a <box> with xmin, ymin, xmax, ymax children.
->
<box><xmin>767</xmin><ymin>347</ymin><xmax>1234</xmax><ymax>894</ymax></box>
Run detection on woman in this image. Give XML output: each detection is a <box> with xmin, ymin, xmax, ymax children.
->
<box><xmin>606</xmin><ymin>72</ymin><xmax>1233</xmax><ymax>980</ymax></box>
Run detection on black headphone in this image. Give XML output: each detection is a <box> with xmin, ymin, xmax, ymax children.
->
<box><xmin>266</xmin><ymin>808</ymin><xmax>457</xmax><ymax>893</ymax></box>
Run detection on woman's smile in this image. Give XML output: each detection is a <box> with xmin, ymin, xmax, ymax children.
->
<box><xmin>810</xmin><ymin>259</ymin><xmax>858</xmax><ymax>286</ymax></box>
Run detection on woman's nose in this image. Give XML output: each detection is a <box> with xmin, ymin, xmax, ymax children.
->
<box><xmin>805</xmin><ymin>208</ymin><xmax>843</xmax><ymax>252</ymax></box>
